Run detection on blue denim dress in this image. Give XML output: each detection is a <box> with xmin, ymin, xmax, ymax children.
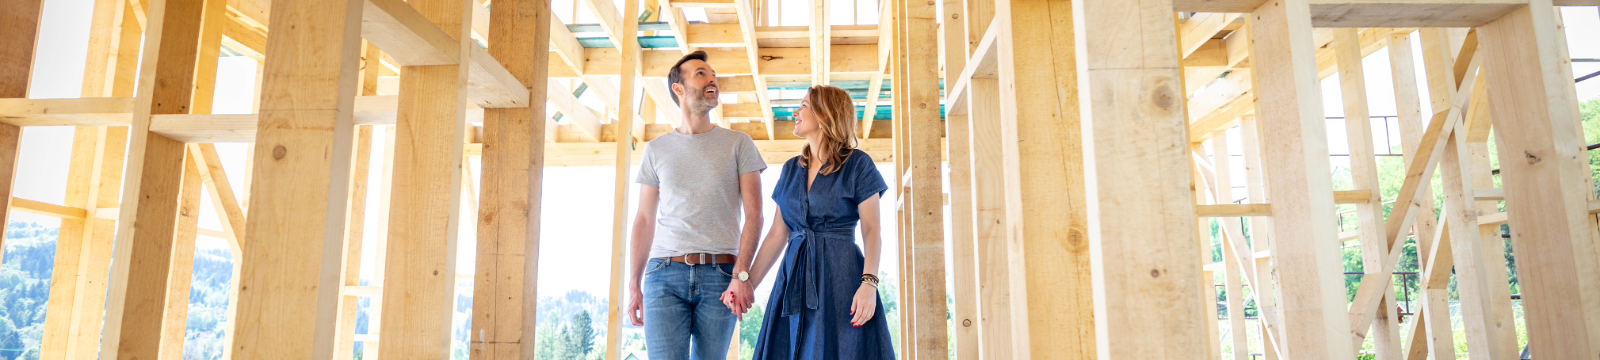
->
<box><xmin>752</xmin><ymin>149</ymin><xmax>896</xmax><ymax>360</ymax></box>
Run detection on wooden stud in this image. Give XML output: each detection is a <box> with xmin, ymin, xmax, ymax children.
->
<box><xmin>810</xmin><ymin>0</ymin><xmax>829</xmax><ymax>85</ymax></box>
<box><xmin>470</xmin><ymin>0</ymin><xmax>553</xmax><ymax>356</ymax></box>
<box><xmin>942</xmin><ymin>0</ymin><xmax>976</xmax><ymax>354</ymax></box>
<box><xmin>1212</xmin><ymin>136</ymin><xmax>1247</xmax><ymax>360</ymax></box>
<box><xmin>99</xmin><ymin>0</ymin><xmax>208</xmax><ymax>357</ymax></box>
<box><xmin>605</xmin><ymin>0</ymin><xmax>642</xmax><ymax>355</ymax></box>
<box><xmin>41</xmin><ymin>0</ymin><xmax>136</xmax><ymax>355</ymax></box>
<box><xmin>995</xmin><ymin>0</ymin><xmax>1114</xmax><ymax>356</ymax></box>
<box><xmin>1467</xmin><ymin>140</ymin><xmax>1520</xmax><ymax>360</ymax></box>
<box><xmin>967</xmin><ymin>76</ymin><xmax>1013</xmax><ymax>359</ymax></box>
<box><xmin>194</xmin><ymin>144</ymin><xmax>248</xmax><ymax>360</ymax></box>
<box><xmin>157</xmin><ymin>149</ymin><xmax>204</xmax><ymax>360</ymax></box>
<box><xmin>1238</xmin><ymin>115</ymin><xmax>1281</xmax><ymax>360</ymax></box>
<box><xmin>333</xmin><ymin>127</ymin><xmax>374</xmax><ymax>360</ymax></box>
<box><xmin>228</xmin><ymin>0</ymin><xmax>366</xmax><ymax>357</ymax></box>
<box><xmin>0</xmin><ymin>0</ymin><xmax>42</xmax><ymax>265</ymax></box>
<box><xmin>1332</xmin><ymin>28</ymin><xmax>1401</xmax><ymax>357</ymax></box>
<box><xmin>377</xmin><ymin>0</ymin><xmax>472</xmax><ymax>355</ymax></box>
<box><xmin>1246</xmin><ymin>0</ymin><xmax>1354</xmax><ymax>357</ymax></box>
<box><xmin>904</xmin><ymin>0</ymin><xmax>948</xmax><ymax>355</ymax></box>
<box><xmin>1480</xmin><ymin>0</ymin><xmax>1600</xmax><ymax>355</ymax></box>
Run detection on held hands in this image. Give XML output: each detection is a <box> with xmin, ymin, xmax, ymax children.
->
<box><xmin>848</xmin><ymin>283</ymin><xmax>877</xmax><ymax>327</ymax></box>
<box><xmin>721</xmin><ymin>279</ymin><xmax>755</xmax><ymax>320</ymax></box>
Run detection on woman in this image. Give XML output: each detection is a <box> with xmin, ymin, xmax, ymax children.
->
<box><xmin>735</xmin><ymin>85</ymin><xmax>895</xmax><ymax>359</ymax></box>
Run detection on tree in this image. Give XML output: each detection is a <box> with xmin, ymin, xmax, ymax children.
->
<box><xmin>568</xmin><ymin>310</ymin><xmax>595</xmax><ymax>357</ymax></box>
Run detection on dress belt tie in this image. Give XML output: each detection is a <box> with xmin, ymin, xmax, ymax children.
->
<box><xmin>781</xmin><ymin>227</ymin><xmax>855</xmax><ymax>317</ymax></box>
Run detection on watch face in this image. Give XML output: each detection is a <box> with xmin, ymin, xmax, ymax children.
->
<box><xmin>738</xmin><ymin>272</ymin><xmax>749</xmax><ymax>281</ymax></box>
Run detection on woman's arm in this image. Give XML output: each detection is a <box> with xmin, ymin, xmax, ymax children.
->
<box><xmin>746</xmin><ymin>207</ymin><xmax>791</xmax><ymax>288</ymax></box>
<box><xmin>856</xmin><ymin>194</ymin><xmax>882</xmax><ymax>277</ymax></box>
<box><xmin>849</xmin><ymin>193</ymin><xmax>883</xmax><ymax>326</ymax></box>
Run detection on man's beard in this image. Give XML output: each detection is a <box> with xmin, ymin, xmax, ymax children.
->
<box><xmin>686</xmin><ymin>84</ymin><xmax>720</xmax><ymax>114</ymax></box>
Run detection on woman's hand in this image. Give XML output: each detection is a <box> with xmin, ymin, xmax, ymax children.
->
<box><xmin>848</xmin><ymin>283</ymin><xmax>877</xmax><ymax>327</ymax></box>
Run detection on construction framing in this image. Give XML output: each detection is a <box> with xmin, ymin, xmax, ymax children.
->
<box><xmin>1</xmin><ymin>0</ymin><xmax>1599</xmax><ymax>359</ymax></box>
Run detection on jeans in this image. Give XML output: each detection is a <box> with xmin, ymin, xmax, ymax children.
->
<box><xmin>643</xmin><ymin>258</ymin><xmax>739</xmax><ymax>360</ymax></box>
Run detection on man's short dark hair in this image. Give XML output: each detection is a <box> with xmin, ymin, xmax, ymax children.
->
<box><xmin>667</xmin><ymin>50</ymin><xmax>710</xmax><ymax>105</ymax></box>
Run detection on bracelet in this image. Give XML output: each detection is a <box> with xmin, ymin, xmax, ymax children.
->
<box><xmin>861</xmin><ymin>278</ymin><xmax>879</xmax><ymax>288</ymax></box>
<box><xmin>861</xmin><ymin>273</ymin><xmax>880</xmax><ymax>283</ymax></box>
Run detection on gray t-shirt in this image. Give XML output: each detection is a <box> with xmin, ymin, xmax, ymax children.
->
<box><xmin>636</xmin><ymin>127</ymin><xmax>767</xmax><ymax>258</ymax></box>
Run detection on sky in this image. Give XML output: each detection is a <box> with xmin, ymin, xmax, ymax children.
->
<box><xmin>8</xmin><ymin>0</ymin><xmax>1600</xmax><ymax>324</ymax></box>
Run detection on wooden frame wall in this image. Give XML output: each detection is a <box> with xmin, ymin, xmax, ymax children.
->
<box><xmin>4</xmin><ymin>0</ymin><xmax>1600</xmax><ymax>359</ymax></box>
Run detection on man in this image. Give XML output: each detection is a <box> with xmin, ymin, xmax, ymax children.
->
<box><xmin>626</xmin><ymin>50</ymin><xmax>765</xmax><ymax>360</ymax></box>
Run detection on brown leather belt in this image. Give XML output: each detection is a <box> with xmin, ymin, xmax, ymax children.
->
<box><xmin>662</xmin><ymin>253</ymin><xmax>737</xmax><ymax>265</ymax></box>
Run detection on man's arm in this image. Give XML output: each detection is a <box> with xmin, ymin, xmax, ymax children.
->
<box><xmin>626</xmin><ymin>185</ymin><xmax>661</xmax><ymax>325</ymax></box>
<box><xmin>724</xmin><ymin>171</ymin><xmax>763</xmax><ymax>314</ymax></box>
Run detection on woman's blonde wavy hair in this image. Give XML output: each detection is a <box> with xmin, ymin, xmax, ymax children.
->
<box><xmin>799</xmin><ymin>85</ymin><xmax>859</xmax><ymax>176</ymax></box>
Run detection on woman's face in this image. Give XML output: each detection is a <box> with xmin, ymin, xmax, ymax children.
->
<box><xmin>793</xmin><ymin>96</ymin><xmax>821</xmax><ymax>138</ymax></box>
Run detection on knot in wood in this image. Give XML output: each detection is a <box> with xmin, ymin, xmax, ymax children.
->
<box><xmin>1150</xmin><ymin>269</ymin><xmax>1161</xmax><ymax>278</ymax></box>
<box><xmin>1525</xmin><ymin>151</ymin><xmax>1540</xmax><ymax>165</ymax></box>
<box><xmin>272</xmin><ymin>145</ymin><xmax>287</xmax><ymax>160</ymax></box>
<box><xmin>761</xmin><ymin>55</ymin><xmax>782</xmax><ymax>61</ymax></box>
<box><xmin>962</xmin><ymin>319</ymin><xmax>972</xmax><ymax>327</ymax></box>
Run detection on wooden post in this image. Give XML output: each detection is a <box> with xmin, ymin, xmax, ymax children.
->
<box><xmin>99</xmin><ymin>0</ymin><xmax>207</xmax><ymax>357</ymax></box>
<box><xmin>1481</xmin><ymin>0</ymin><xmax>1600</xmax><ymax>356</ymax></box>
<box><xmin>1332</xmin><ymin>28</ymin><xmax>1400</xmax><ymax>359</ymax></box>
<box><xmin>605</xmin><ymin>0</ymin><xmax>641</xmax><ymax>356</ymax></box>
<box><xmin>969</xmin><ymin>77</ymin><xmax>1013</xmax><ymax>360</ymax></box>
<box><xmin>891</xmin><ymin>0</ymin><xmax>917</xmax><ymax>356</ymax></box>
<box><xmin>0</xmin><ymin>0</ymin><xmax>42</xmax><ymax>264</ymax></box>
<box><xmin>228</xmin><ymin>0</ymin><xmax>365</xmax><ymax>357</ymax></box>
<box><xmin>1238</xmin><ymin>115</ymin><xmax>1280</xmax><ymax>360</ymax></box>
<box><xmin>42</xmin><ymin>0</ymin><xmax>133</xmax><ymax>357</ymax></box>
<box><xmin>905</xmin><ymin>0</ymin><xmax>948</xmax><ymax>354</ymax></box>
<box><xmin>1411</xmin><ymin>29</ymin><xmax>1459</xmax><ymax>360</ymax></box>
<box><xmin>996</xmin><ymin>0</ymin><xmax>1105</xmax><ymax>355</ymax></box>
<box><xmin>942</xmin><ymin>0</ymin><xmax>977</xmax><ymax>355</ymax></box>
<box><xmin>379</xmin><ymin>0</ymin><xmax>472</xmax><ymax>355</ymax></box>
<box><xmin>195</xmin><ymin>144</ymin><xmax>249</xmax><ymax>360</ymax></box>
<box><xmin>1213</xmin><ymin>135</ymin><xmax>1248</xmax><ymax>360</ymax></box>
<box><xmin>1246</xmin><ymin>0</ymin><xmax>1353</xmax><ymax>358</ymax></box>
<box><xmin>157</xmin><ymin>150</ymin><xmax>205</xmax><ymax>360</ymax></box>
<box><xmin>471</xmin><ymin>0</ymin><xmax>553</xmax><ymax>356</ymax></box>
<box><xmin>334</xmin><ymin>127</ymin><xmax>374</xmax><ymax>360</ymax></box>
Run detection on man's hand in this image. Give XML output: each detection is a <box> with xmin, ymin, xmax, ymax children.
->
<box><xmin>723</xmin><ymin>279</ymin><xmax>755</xmax><ymax>319</ymax></box>
<box><xmin>627</xmin><ymin>286</ymin><xmax>646</xmax><ymax>326</ymax></box>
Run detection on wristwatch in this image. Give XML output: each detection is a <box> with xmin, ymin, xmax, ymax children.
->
<box><xmin>737</xmin><ymin>271</ymin><xmax>750</xmax><ymax>282</ymax></box>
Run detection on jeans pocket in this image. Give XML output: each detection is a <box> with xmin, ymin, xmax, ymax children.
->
<box><xmin>713</xmin><ymin>264</ymin><xmax>735</xmax><ymax>278</ymax></box>
<box><xmin>644</xmin><ymin>259</ymin><xmax>668</xmax><ymax>276</ymax></box>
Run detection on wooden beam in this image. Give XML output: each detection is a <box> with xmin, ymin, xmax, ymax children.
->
<box><xmin>903</xmin><ymin>0</ymin><xmax>949</xmax><ymax>354</ymax></box>
<box><xmin>605</xmin><ymin>0</ymin><xmax>641</xmax><ymax>356</ymax></box>
<box><xmin>942</xmin><ymin>0</ymin><xmax>977</xmax><ymax>354</ymax></box>
<box><xmin>1247</xmin><ymin>0</ymin><xmax>1353</xmax><ymax>357</ymax></box>
<box><xmin>228</xmin><ymin>0</ymin><xmax>366</xmax><ymax>358</ymax></box>
<box><xmin>469</xmin><ymin>0</ymin><xmax>552</xmax><ymax>356</ymax></box>
<box><xmin>733</xmin><ymin>0</ymin><xmax>775</xmax><ymax>138</ymax></box>
<box><xmin>810</xmin><ymin>0</ymin><xmax>830</xmax><ymax>85</ymax></box>
<box><xmin>1480</xmin><ymin>0</ymin><xmax>1600</xmax><ymax>355</ymax></box>
<box><xmin>361</xmin><ymin>0</ymin><xmax>458</xmax><ymax>66</ymax></box>
<box><xmin>1332</xmin><ymin>28</ymin><xmax>1400</xmax><ymax>357</ymax></box>
<box><xmin>686</xmin><ymin>23</ymin><xmax>745</xmax><ymax>47</ymax></box>
<box><xmin>1238</xmin><ymin>115</ymin><xmax>1284</xmax><ymax>359</ymax></box>
<box><xmin>98</xmin><ymin>0</ymin><xmax>207</xmax><ymax>357</ymax></box>
<box><xmin>331</xmin><ymin>127</ymin><xmax>372</xmax><ymax>360</ymax></box>
<box><xmin>1196</xmin><ymin>204</ymin><xmax>1273</xmax><ymax>217</ymax></box>
<box><xmin>1345</xmin><ymin>32</ymin><xmax>1482</xmax><ymax>354</ymax></box>
<box><xmin>157</xmin><ymin>150</ymin><xmax>204</xmax><ymax>359</ymax></box>
<box><xmin>192</xmin><ymin>144</ymin><xmax>249</xmax><ymax>360</ymax></box>
<box><xmin>966</xmin><ymin>76</ymin><xmax>1013</xmax><ymax>359</ymax></box>
<box><xmin>1070</xmin><ymin>0</ymin><xmax>1199</xmax><ymax>358</ymax></box>
<box><xmin>0</xmin><ymin>97</ymin><xmax>134</xmax><ymax>127</ymax></box>
<box><xmin>377</xmin><ymin>0</ymin><xmax>471</xmax><ymax>355</ymax></box>
<box><xmin>40</xmin><ymin>0</ymin><xmax>135</xmax><ymax>354</ymax></box>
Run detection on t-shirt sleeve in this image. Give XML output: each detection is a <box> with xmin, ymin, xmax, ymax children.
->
<box><xmin>736</xmin><ymin>135</ymin><xmax>768</xmax><ymax>176</ymax></box>
<box><xmin>853</xmin><ymin>152</ymin><xmax>888</xmax><ymax>203</ymax></box>
<box><xmin>635</xmin><ymin>144</ymin><xmax>660</xmax><ymax>187</ymax></box>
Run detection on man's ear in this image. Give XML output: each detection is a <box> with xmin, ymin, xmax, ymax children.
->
<box><xmin>670</xmin><ymin>82</ymin><xmax>683</xmax><ymax>98</ymax></box>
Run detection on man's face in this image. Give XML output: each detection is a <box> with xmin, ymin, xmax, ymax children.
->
<box><xmin>674</xmin><ymin>59</ymin><xmax>720</xmax><ymax>112</ymax></box>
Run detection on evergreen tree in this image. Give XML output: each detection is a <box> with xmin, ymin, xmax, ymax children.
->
<box><xmin>569</xmin><ymin>310</ymin><xmax>595</xmax><ymax>357</ymax></box>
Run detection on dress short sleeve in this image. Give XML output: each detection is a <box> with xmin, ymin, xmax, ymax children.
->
<box><xmin>851</xmin><ymin>150</ymin><xmax>887</xmax><ymax>203</ymax></box>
